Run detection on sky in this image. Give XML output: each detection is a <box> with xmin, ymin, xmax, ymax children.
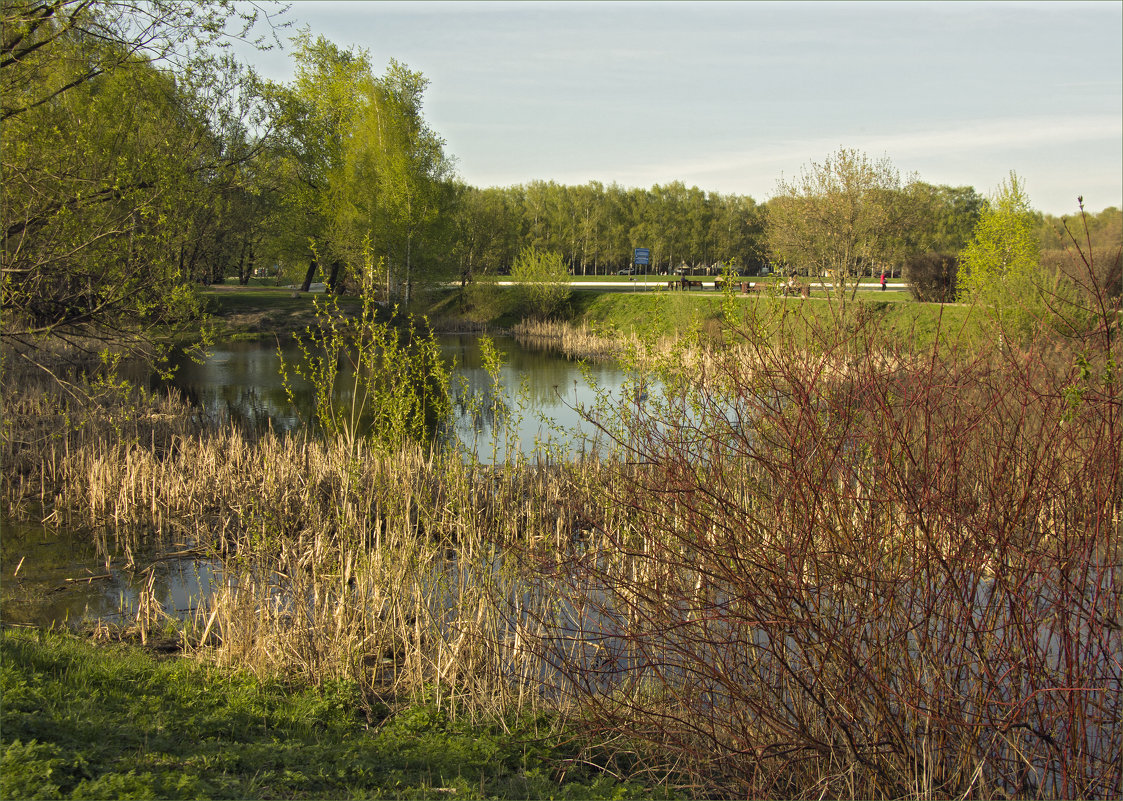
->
<box><xmin>238</xmin><ymin>0</ymin><xmax>1122</xmax><ymax>215</ymax></box>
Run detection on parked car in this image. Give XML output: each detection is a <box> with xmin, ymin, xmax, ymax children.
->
<box><xmin>618</xmin><ymin>267</ymin><xmax>635</xmax><ymax>275</ymax></box>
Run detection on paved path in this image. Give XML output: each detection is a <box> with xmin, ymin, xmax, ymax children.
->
<box><xmin>492</xmin><ymin>280</ymin><xmax>909</xmax><ymax>291</ymax></box>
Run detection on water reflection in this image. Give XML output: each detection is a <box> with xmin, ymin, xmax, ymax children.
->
<box><xmin>148</xmin><ymin>341</ymin><xmax>308</xmax><ymax>432</ymax></box>
<box><xmin>1</xmin><ymin>518</ymin><xmax>221</xmax><ymax>628</ymax></box>
<box><xmin>441</xmin><ymin>334</ymin><xmax>631</xmax><ymax>461</ymax></box>
<box><xmin>145</xmin><ymin>334</ymin><xmax>636</xmax><ymax>461</ymax></box>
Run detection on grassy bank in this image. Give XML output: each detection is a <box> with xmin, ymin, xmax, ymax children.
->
<box><xmin>199</xmin><ymin>286</ymin><xmax>361</xmax><ymax>341</ymax></box>
<box><xmin>200</xmin><ymin>280</ymin><xmax>980</xmax><ymax>357</ymax></box>
<box><xmin>1</xmin><ymin>628</ymin><xmax>661</xmax><ymax>800</ymax></box>
<box><xmin>412</xmin><ymin>283</ymin><xmax>982</xmax><ymax>354</ymax></box>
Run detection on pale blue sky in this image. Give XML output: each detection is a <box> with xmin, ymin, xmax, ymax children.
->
<box><xmin>241</xmin><ymin>1</ymin><xmax>1122</xmax><ymax>215</ymax></box>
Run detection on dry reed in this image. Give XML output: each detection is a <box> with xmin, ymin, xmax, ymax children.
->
<box><xmin>2</xmin><ymin>374</ymin><xmax>613</xmax><ymax>718</ymax></box>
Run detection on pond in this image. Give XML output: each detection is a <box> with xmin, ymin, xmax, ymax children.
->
<box><xmin>2</xmin><ymin>333</ymin><xmax>639</xmax><ymax>629</ymax></box>
<box><xmin>147</xmin><ymin>333</ymin><xmax>637</xmax><ymax>462</ymax></box>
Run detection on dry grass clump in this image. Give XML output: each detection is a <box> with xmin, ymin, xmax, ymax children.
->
<box><xmin>511</xmin><ymin>319</ymin><xmax>627</xmax><ymax>361</ymax></box>
<box><xmin>2</xmin><ymin>373</ymin><xmax>200</xmax><ymax>519</ymax></box>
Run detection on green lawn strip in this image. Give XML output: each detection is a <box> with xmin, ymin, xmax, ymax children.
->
<box><xmin>203</xmin><ymin>284</ymin><xmax>982</xmax><ymax>354</ymax></box>
<box><xmin>1</xmin><ymin>630</ymin><xmax>666</xmax><ymax>800</ymax></box>
<box><xmin>572</xmin><ymin>290</ymin><xmax>979</xmax><ymax>351</ymax></box>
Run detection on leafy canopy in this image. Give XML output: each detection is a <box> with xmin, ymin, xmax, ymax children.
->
<box><xmin>958</xmin><ymin>172</ymin><xmax>1047</xmax><ymax>342</ymax></box>
<box><xmin>510</xmin><ymin>246</ymin><xmax>571</xmax><ymax>320</ymax></box>
<box><xmin>766</xmin><ymin>147</ymin><xmax>918</xmax><ymax>301</ymax></box>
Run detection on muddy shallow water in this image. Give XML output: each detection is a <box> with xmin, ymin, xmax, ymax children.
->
<box><xmin>1</xmin><ymin>514</ymin><xmax>223</xmax><ymax>629</ymax></box>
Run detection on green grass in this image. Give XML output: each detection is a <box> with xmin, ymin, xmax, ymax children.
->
<box><xmin>205</xmin><ymin>282</ymin><xmax>984</xmax><ymax>354</ymax></box>
<box><xmin>570</xmin><ymin>289</ymin><xmax>980</xmax><ymax>351</ymax></box>
<box><xmin>201</xmin><ymin>288</ymin><xmax>329</xmax><ymax>315</ymax></box>
<box><xmin>1</xmin><ymin>629</ymin><xmax>667</xmax><ymax>800</ymax></box>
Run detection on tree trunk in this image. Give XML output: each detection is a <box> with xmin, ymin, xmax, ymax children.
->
<box><xmin>237</xmin><ymin>239</ymin><xmax>250</xmax><ymax>285</ymax></box>
<box><xmin>300</xmin><ymin>254</ymin><xmax>318</xmax><ymax>293</ymax></box>
<box><xmin>325</xmin><ymin>260</ymin><xmax>344</xmax><ymax>294</ymax></box>
<box><xmin>404</xmin><ymin>231</ymin><xmax>412</xmax><ymax>305</ymax></box>
<box><xmin>246</xmin><ymin>241</ymin><xmax>256</xmax><ymax>285</ymax></box>
<box><xmin>187</xmin><ymin>240</ymin><xmax>203</xmax><ymax>283</ymax></box>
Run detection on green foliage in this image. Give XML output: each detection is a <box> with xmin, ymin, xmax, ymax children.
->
<box><xmin>0</xmin><ymin>629</ymin><xmax>661</xmax><ymax>800</ymax></box>
<box><xmin>279</xmin><ymin>244</ymin><xmax>452</xmax><ymax>453</ymax></box>
<box><xmin>450</xmin><ymin>180</ymin><xmax>765</xmax><ymax>277</ymax></box>
<box><xmin>958</xmin><ymin>172</ymin><xmax>1051</xmax><ymax>343</ymax></box>
<box><xmin>1036</xmin><ymin>205</ymin><xmax>1122</xmax><ymax>252</ymax></box>
<box><xmin>904</xmin><ymin>183</ymin><xmax>986</xmax><ymax>253</ymax></box>
<box><xmin>460</xmin><ymin>280</ymin><xmax>512</xmax><ymax>322</ymax></box>
<box><xmin>0</xmin><ymin>1</ymin><xmax>277</xmax><ymax>387</ymax></box>
<box><xmin>448</xmin><ymin>183</ymin><xmax>520</xmax><ymax>283</ymax></box>
<box><xmin>260</xmin><ymin>33</ymin><xmax>454</xmax><ymax>304</ymax></box>
<box><xmin>510</xmin><ymin>246</ymin><xmax>572</xmax><ymax>319</ymax></box>
<box><xmin>766</xmin><ymin>147</ymin><xmax>918</xmax><ymax>301</ymax></box>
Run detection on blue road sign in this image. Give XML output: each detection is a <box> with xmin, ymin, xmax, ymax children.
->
<box><xmin>634</xmin><ymin>247</ymin><xmax>650</xmax><ymax>265</ymax></box>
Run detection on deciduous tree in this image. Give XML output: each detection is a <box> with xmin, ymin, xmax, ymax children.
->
<box><xmin>958</xmin><ymin>172</ymin><xmax>1047</xmax><ymax>344</ymax></box>
<box><xmin>510</xmin><ymin>246</ymin><xmax>570</xmax><ymax>319</ymax></box>
<box><xmin>766</xmin><ymin>147</ymin><xmax>916</xmax><ymax>300</ymax></box>
<box><xmin>1</xmin><ymin>0</ymin><xmax>279</xmax><ymax>371</ymax></box>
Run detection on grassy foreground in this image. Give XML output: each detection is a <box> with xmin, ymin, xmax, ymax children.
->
<box><xmin>0</xmin><ymin>629</ymin><xmax>663</xmax><ymax>800</ymax></box>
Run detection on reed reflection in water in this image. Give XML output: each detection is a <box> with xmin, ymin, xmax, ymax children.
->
<box><xmin>149</xmin><ymin>334</ymin><xmax>634</xmax><ymax>461</ymax></box>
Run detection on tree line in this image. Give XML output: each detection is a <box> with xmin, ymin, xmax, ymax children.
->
<box><xmin>3</xmin><ymin>1</ymin><xmax>1119</xmax><ymax>358</ymax></box>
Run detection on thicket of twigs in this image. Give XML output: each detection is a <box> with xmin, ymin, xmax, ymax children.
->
<box><xmin>511</xmin><ymin>237</ymin><xmax>1121</xmax><ymax>798</ymax></box>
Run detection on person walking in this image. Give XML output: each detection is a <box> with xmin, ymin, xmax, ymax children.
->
<box><xmin>880</xmin><ymin>271</ymin><xmax>887</xmax><ymax>291</ymax></box>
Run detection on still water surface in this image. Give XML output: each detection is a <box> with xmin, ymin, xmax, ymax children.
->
<box><xmin>155</xmin><ymin>334</ymin><xmax>633</xmax><ymax>460</ymax></box>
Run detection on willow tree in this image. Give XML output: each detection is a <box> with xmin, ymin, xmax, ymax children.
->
<box><xmin>377</xmin><ymin>60</ymin><xmax>455</xmax><ymax>304</ymax></box>
<box><xmin>262</xmin><ymin>36</ymin><xmax>453</xmax><ymax>302</ymax></box>
<box><xmin>1</xmin><ymin>0</ymin><xmax>279</xmax><ymax>371</ymax></box>
<box><xmin>766</xmin><ymin>147</ymin><xmax>917</xmax><ymax>301</ymax></box>
<box><xmin>256</xmin><ymin>33</ymin><xmax>370</xmax><ymax>293</ymax></box>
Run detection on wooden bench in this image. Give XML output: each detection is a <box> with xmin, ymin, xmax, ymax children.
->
<box><xmin>778</xmin><ymin>282</ymin><xmax>811</xmax><ymax>298</ymax></box>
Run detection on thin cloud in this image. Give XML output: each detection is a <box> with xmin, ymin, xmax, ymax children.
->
<box><xmin>629</xmin><ymin>115</ymin><xmax>1123</xmax><ymax>184</ymax></box>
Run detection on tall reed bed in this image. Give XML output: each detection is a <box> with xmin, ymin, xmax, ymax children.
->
<box><xmin>511</xmin><ymin>319</ymin><xmax>628</xmax><ymax>361</ymax></box>
<box><xmin>1</xmin><ymin>371</ymin><xmax>621</xmax><ymax>716</ymax></box>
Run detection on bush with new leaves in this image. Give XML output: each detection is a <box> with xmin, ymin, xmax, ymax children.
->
<box><xmin>510</xmin><ymin>247</ymin><xmax>571</xmax><ymax>320</ymax></box>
